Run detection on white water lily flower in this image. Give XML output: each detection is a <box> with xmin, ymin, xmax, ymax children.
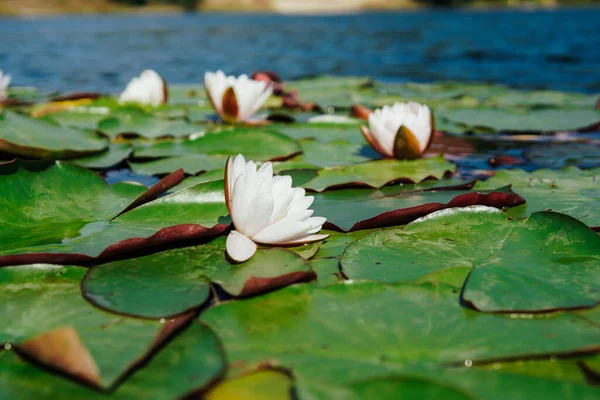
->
<box><xmin>225</xmin><ymin>154</ymin><xmax>329</xmax><ymax>263</ymax></box>
<box><xmin>119</xmin><ymin>69</ymin><xmax>168</xmax><ymax>106</ymax></box>
<box><xmin>204</xmin><ymin>70</ymin><xmax>273</xmax><ymax>123</ymax></box>
<box><xmin>361</xmin><ymin>101</ymin><xmax>434</xmax><ymax>159</ymax></box>
<box><xmin>0</xmin><ymin>70</ymin><xmax>11</xmax><ymax>100</ymax></box>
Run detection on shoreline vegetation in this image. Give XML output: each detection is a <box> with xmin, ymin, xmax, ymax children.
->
<box><xmin>0</xmin><ymin>0</ymin><xmax>596</xmax><ymax>16</ymax></box>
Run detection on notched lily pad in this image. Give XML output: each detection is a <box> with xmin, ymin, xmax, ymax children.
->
<box><xmin>0</xmin><ymin>264</ymin><xmax>192</xmax><ymax>389</ymax></box>
<box><xmin>201</xmin><ymin>282</ymin><xmax>600</xmax><ymax>398</ymax></box>
<box><xmin>0</xmin><ymin>161</ymin><xmax>228</xmax><ymax>266</ymax></box>
<box><xmin>83</xmin><ymin>237</ymin><xmax>314</xmax><ymax>318</ymax></box>
<box><xmin>341</xmin><ymin>208</ymin><xmax>600</xmax><ymax>312</ymax></box>
<box><xmin>0</xmin><ymin>321</ymin><xmax>224</xmax><ymax>399</ymax></box>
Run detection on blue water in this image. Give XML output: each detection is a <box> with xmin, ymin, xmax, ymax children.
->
<box><xmin>0</xmin><ymin>8</ymin><xmax>599</xmax><ymax>93</ymax></box>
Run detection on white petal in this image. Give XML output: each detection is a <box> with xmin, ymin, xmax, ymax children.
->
<box><xmin>241</xmin><ymin>192</ymin><xmax>274</xmax><ymax>237</ymax></box>
<box><xmin>226</xmin><ymin>231</ymin><xmax>257</xmax><ymax>263</ymax></box>
<box><xmin>204</xmin><ymin>70</ymin><xmax>228</xmax><ymax>114</ymax></box>
<box><xmin>256</xmin><ymin>162</ymin><xmax>274</xmax><ymax>192</ymax></box>
<box><xmin>288</xmin><ymin>193</ymin><xmax>314</xmax><ymax>214</ymax></box>
<box><xmin>119</xmin><ymin>69</ymin><xmax>164</xmax><ymax>106</ymax></box>
<box><xmin>252</xmin><ymin>216</ymin><xmax>317</xmax><ymax>244</ymax></box>
<box><xmin>276</xmin><ymin>233</ymin><xmax>330</xmax><ymax>245</ymax></box>
<box><xmin>269</xmin><ymin>186</ymin><xmax>295</xmax><ymax>224</ymax></box>
<box><xmin>230</xmin><ymin>173</ymin><xmax>249</xmax><ymax>231</ymax></box>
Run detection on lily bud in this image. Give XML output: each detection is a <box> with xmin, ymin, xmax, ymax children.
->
<box><xmin>361</xmin><ymin>102</ymin><xmax>434</xmax><ymax>160</ymax></box>
<box><xmin>119</xmin><ymin>69</ymin><xmax>168</xmax><ymax>106</ymax></box>
<box><xmin>204</xmin><ymin>70</ymin><xmax>273</xmax><ymax>123</ymax></box>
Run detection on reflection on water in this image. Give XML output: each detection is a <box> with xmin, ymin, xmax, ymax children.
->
<box><xmin>1</xmin><ymin>9</ymin><xmax>599</xmax><ymax>93</ymax></box>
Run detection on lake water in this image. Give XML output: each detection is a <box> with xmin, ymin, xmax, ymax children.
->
<box><xmin>0</xmin><ymin>8</ymin><xmax>599</xmax><ymax>93</ymax></box>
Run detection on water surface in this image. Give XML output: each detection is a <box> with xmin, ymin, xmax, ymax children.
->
<box><xmin>1</xmin><ymin>9</ymin><xmax>599</xmax><ymax>93</ymax></box>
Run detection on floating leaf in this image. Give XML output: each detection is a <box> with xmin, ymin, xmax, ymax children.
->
<box><xmin>297</xmin><ymin>157</ymin><xmax>455</xmax><ymax>192</ymax></box>
<box><xmin>0</xmin><ymin>163</ymin><xmax>225</xmax><ymax>266</ymax></box>
<box><xmin>438</xmin><ymin>107</ymin><xmax>600</xmax><ymax>133</ymax></box>
<box><xmin>71</xmin><ymin>143</ymin><xmax>133</xmax><ymax>169</ymax></box>
<box><xmin>0</xmin><ymin>321</ymin><xmax>224</xmax><ymax>399</ymax></box>
<box><xmin>98</xmin><ymin>110</ymin><xmax>203</xmax><ymax>139</ymax></box>
<box><xmin>341</xmin><ymin>209</ymin><xmax>600</xmax><ymax>312</ymax></box>
<box><xmin>0</xmin><ymin>110</ymin><xmax>108</xmax><ymax>159</ymax></box>
<box><xmin>83</xmin><ymin>237</ymin><xmax>313</xmax><ymax>318</ymax></box>
<box><xmin>312</xmin><ymin>180</ymin><xmax>523</xmax><ymax>231</ymax></box>
<box><xmin>201</xmin><ymin>282</ymin><xmax>600</xmax><ymax>398</ymax></box>
<box><xmin>205</xmin><ymin>370</ymin><xmax>294</xmax><ymax>400</ymax></box>
<box><xmin>475</xmin><ymin>167</ymin><xmax>600</xmax><ymax>229</ymax></box>
<box><xmin>276</xmin><ymin>122</ymin><xmax>365</xmax><ymax>144</ymax></box>
<box><xmin>133</xmin><ymin>127</ymin><xmax>300</xmax><ymax>160</ymax></box>
<box><xmin>0</xmin><ymin>264</ymin><xmax>190</xmax><ymax>389</ymax></box>
<box><xmin>298</xmin><ymin>138</ymin><xmax>381</xmax><ymax>168</ymax></box>
<box><xmin>130</xmin><ymin>154</ymin><xmax>227</xmax><ymax>176</ymax></box>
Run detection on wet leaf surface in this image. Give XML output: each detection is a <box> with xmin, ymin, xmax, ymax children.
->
<box><xmin>475</xmin><ymin>167</ymin><xmax>600</xmax><ymax>228</ymax></box>
<box><xmin>0</xmin><ymin>264</ymin><xmax>190</xmax><ymax>388</ymax></box>
<box><xmin>0</xmin><ymin>321</ymin><xmax>224</xmax><ymax>398</ymax></box>
<box><xmin>83</xmin><ymin>237</ymin><xmax>314</xmax><ymax>318</ymax></box>
<box><xmin>0</xmin><ymin>110</ymin><xmax>109</xmax><ymax>159</ymax></box>
<box><xmin>201</xmin><ymin>281</ymin><xmax>600</xmax><ymax>399</ymax></box>
<box><xmin>312</xmin><ymin>180</ymin><xmax>523</xmax><ymax>231</ymax></box>
<box><xmin>341</xmin><ymin>208</ymin><xmax>600</xmax><ymax>312</ymax></box>
<box><xmin>297</xmin><ymin>157</ymin><xmax>455</xmax><ymax>191</ymax></box>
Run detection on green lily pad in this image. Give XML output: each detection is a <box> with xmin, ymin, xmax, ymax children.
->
<box><xmin>0</xmin><ymin>264</ymin><xmax>190</xmax><ymax>389</ymax></box>
<box><xmin>71</xmin><ymin>143</ymin><xmax>133</xmax><ymax>169</ymax></box>
<box><xmin>288</xmin><ymin>76</ymin><xmax>374</xmax><ymax>108</ymax></box>
<box><xmin>298</xmin><ymin>138</ymin><xmax>381</xmax><ymax>168</ymax></box>
<box><xmin>0</xmin><ymin>110</ymin><xmax>108</xmax><ymax>159</ymax></box>
<box><xmin>524</xmin><ymin>142</ymin><xmax>600</xmax><ymax>169</ymax></box>
<box><xmin>169</xmin><ymin>170</ymin><xmax>226</xmax><ymax>192</ymax></box>
<box><xmin>0</xmin><ymin>321</ymin><xmax>224</xmax><ymax>399</ymax></box>
<box><xmin>341</xmin><ymin>208</ymin><xmax>600</xmax><ymax>312</ymax></box>
<box><xmin>47</xmin><ymin>109</ymin><xmax>111</xmax><ymax>130</ymax></box>
<box><xmin>438</xmin><ymin>107</ymin><xmax>600</xmax><ymax>133</ymax></box>
<box><xmin>309</xmin><ymin>229</ymin><xmax>376</xmax><ymax>286</ymax></box>
<box><xmin>298</xmin><ymin>157</ymin><xmax>455</xmax><ymax>192</ymax></box>
<box><xmin>133</xmin><ymin>127</ymin><xmax>301</xmax><ymax>160</ymax></box>
<box><xmin>83</xmin><ymin>237</ymin><xmax>314</xmax><ymax>318</ymax></box>
<box><xmin>97</xmin><ymin>108</ymin><xmax>205</xmax><ymax>139</ymax></box>
<box><xmin>201</xmin><ymin>281</ymin><xmax>600</xmax><ymax>399</ymax></box>
<box><xmin>130</xmin><ymin>153</ymin><xmax>227</xmax><ymax>176</ymax></box>
<box><xmin>0</xmin><ymin>162</ymin><xmax>226</xmax><ymax>265</ymax></box>
<box><xmin>276</xmin><ymin>122</ymin><xmax>365</xmax><ymax>144</ymax></box>
<box><xmin>312</xmin><ymin>180</ymin><xmax>523</xmax><ymax>231</ymax></box>
<box><xmin>474</xmin><ymin>167</ymin><xmax>600</xmax><ymax>229</ymax></box>
<box><xmin>205</xmin><ymin>370</ymin><xmax>294</xmax><ymax>400</ymax></box>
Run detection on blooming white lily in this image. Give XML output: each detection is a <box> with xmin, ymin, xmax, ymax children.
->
<box><xmin>0</xmin><ymin>70</ymin><xmax>11</xmax><ymax>100</ymax></box>
<box><xmin>225</xmin><ymin>154</ymin><xmax>329</xmax><ymax>263</ymax></box>
<box><xmin>361</xmin><ymin>101</ymin><xmax>434</xmax><ymax>159</ymax></box>
<box><xmin>204</xmin><ymin>71</ymin><xmax>273</xmax><ymax>123</ymax></box>
<box><xmin>119</xmin><ymin>70</ymin><xmax>167</xmax><ymax>106</ymax></box>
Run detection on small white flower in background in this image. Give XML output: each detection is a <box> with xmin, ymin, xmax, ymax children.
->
<box><xmin>119</xmin><ymin>69</ymin><xmax>168</xmax><ymax>106</ymax></box>
<box><xmin>0</xmin><ymin>70</ymin><xmax>11</xmax><ymax>100</ymax></box>
<box><xmin>225</xmin><ymin>154</ymin><xmax>329</xmax><ymax>263</ymax></box>
<box><xmin>361</xmin><ymin>101</ymin><xmax>434</xmax><ymax>159</ymax></box>
<box><xmin>204</xmin><ymin>70</ymin><xmax>273</xmax><ymax>123</ymax></box>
